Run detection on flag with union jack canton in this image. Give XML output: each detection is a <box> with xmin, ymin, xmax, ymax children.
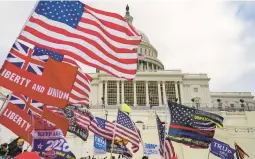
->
<box><xmin>36</xmin><ymin>47</ymin><xmax>93</xmax><ymax>106</ymax></box>
<box><xmin>6</xmin><ymin>40</ymin><xmax>92</xmax><ymax>107</ymax></box>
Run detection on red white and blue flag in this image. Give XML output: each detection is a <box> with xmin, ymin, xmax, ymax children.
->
<box><xmin>37</xmin><ymin>47</ymin><xmax>93</xmax><ymax>106</ymax></box>
<box><xmin>9</xmin><ymin>94</ymin><xmax>43</xmax><ymax>117</ymax></box>
<box><xmin>19</xmin><ymin>1</ymin><xmax>141</xmax><ymax>79</ymax></box>
<box><xmin>156</xmin><ymin>114</ymin><xmax>176</xmax><ymax>159</ymax></box>
<box><xmin>115</xmin><ymin>109</ymin><xmax>141</xmax><ymax>153</ymax></box>
<box><xmin>7</xmin><ymin>41</ymin><xmax>47</xmax><ymax>75</ymax></box>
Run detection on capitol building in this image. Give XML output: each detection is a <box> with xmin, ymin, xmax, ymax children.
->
<box><xmin>0</xmin><ymin>5</ymin><xmax>255</xmax><ymax>159</ymax></box>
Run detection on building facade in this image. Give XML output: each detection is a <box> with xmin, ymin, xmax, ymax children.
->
<box><xmin>0</xmin><ymin>5</ymin><xmax>255</xmax><ymax>159</ymax></box>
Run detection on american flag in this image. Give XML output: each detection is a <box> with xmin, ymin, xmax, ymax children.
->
<box><xmin>168</xmin><ymin>102</ymin><xmax>224</xmax><ymax>148</ymax></box>
<box><xmin>89</xmin><ymin>117</ymin><xmax>115</xmax><ymax>140</ymax></box>
<box><xmin>19</xmin><ymin>1</ymin><xmax>141</xmax><ymax>80</ymax></box>
<box><xmin>115</xmin><ymin>109</ymin><xmax>140</xmax><ymax>152</ymax></box>
<box><xmin>35</xmin><ymin>47</ymin><xmax>93</xmax><ymax>106</ymax></box>
<box><xmin>47</xmin><ymin>105</ymin><xmax>92</xmax><ymax>130</ymax></box>
<box><xmin>9</xmin><ymin>93</ymin><xmax>43</xmax><ymax>116</ymax></box>
<box><xmin>156</xmin><ymin>114</ymin><xmax>176</xmax><ymax>159</ymax></box>
<box><xmin>235</xmin><ymin>142</ymin><xmax>249</xmax><ymax>159</ymax></box>
<box><xmin>138</xmin><ymin>53</ymin><xmax>146</xmax><ymax>60</ymax></box>
<box><xmin>7</xmin><ymin>41</ymin><xmax>47</xmax><ymax>75</ymax></box>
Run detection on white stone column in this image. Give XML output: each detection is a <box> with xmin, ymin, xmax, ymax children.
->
<box><xmin>147</xmin><ymin>62</ymin><xmax>149</xmax><ymax>71</ymax></box>
<box><xmin>146</xmin><ymin>81</ymin><xmax>149</xmax><ymax>106</ymax></box>
<box><xmin>162</xmin><ymin>81</ymin><xmax>167</xmax><ymax>105</ymax></box>
<box><xmin>175</xmin><ymin>81</ymin><xmax>179</xmax><ymax>101</ymax></box>
<box><xmin>141</xmin><ymin>63</ymin><xmax>144</xmax><ymax>71</ymax></box>
<box><xmin>117</xmin><ymin>81</ymin><xmax>120</xmax><ymax>105</ymax></box>
<box><xmin>158</xmin><ymin>81</ymin><xmax>162</xmax><ymax>106</ymax></box>
<box><xmin>179</xmin><ymin>81</ymin><xmax>184</xmax><ymax>104</ymax></box>
<box><xmin>104</xmin><ymin>81</ymin><xmax>108</xmax><ymax>105</ymax></box>
<box><xmin>133</xmin><ymin>81</ymin><xmax>137</xmax><ymax>107</ymax></box>
<box><xmin>121</xmin><ymin>81</ymin><xmax>124</xmax><ymax>104</ymax></box>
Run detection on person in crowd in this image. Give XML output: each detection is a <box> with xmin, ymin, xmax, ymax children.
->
<box><xmin>142</xmin><ymin>156</ymin><xmax>149</xmax><ymax>159</ymax></box>
<box><xmin>0</xmin><ymin>143</ymin><xmax>8</xmax><ymax>157</ymax></box>
<box><xmin>7</xmin><ymin>138</ymin><xmax>24</xmax><ymax>157</ymax></box>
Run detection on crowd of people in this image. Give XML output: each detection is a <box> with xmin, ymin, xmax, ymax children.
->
<box><xmin>0</xmin><ymin>139</ymin><xmax>150</xmax><ymax>159</ymax></box>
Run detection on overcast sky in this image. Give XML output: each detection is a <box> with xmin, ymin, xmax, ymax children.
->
<box><xmin>0</xmin><ymin>0</ymin><xmax>254</xmax><ymax>95</ymax></box>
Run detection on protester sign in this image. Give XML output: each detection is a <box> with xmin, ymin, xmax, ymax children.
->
<box><xmin>94</xmin><ymin>135</ymin><xmax>106</xmax><ymax>155</ymax></box>
<box><xmin>32</xmin><ymin>129</ymin><xmax>76</xmax><ymax>159</ymax></box>
<box><xmin>210</xmin><ymin>139</ymin><xmax>235</xmax><ymax>159</ymax></box>
<box><xmin>144</xmin><ymin>143</ymin><xmax>160</xmax><ymax>155</ymax></box>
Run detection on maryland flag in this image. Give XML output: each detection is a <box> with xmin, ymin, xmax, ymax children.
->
<box><xmin>235</xmin><ymin>142</ymin><xmax>249</xmax><ymax>159</ymax></box>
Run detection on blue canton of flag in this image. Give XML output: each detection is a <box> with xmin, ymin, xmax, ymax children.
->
<box><xmin>95</xmin><ymin>117</ymin><xmax>106</xmax><ymax>129</ymax></box>
<box><xmin>117</xmin><ymin>110</ymin><xmax>136</xmax><ymax>132</ymax></box>
<box><xmin>34</xmin><ymin>47</ymin><xmax>64</xmax><ymax>62</ymax></box>
<box><xmin>35</xmin><ymin>1</ymin><xmax>84</xmax><ymax>28</ymax></box>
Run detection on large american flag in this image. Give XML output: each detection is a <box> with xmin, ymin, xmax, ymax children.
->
<box><xmin>19</xmin><ymin>1</ymin><xmax>141</xmax><ymax>79</ymax></box>
<box><xmin>168</xmin><ymin>102</ymin><xmax>224</xmax><ymax>148</ymax></box>
<box><xmin>35</xmin><ymin>47</ymin><xmax>92</xmax><ymax>106</ymax></box>
<box><xmin>156</xmin><ymin>114</ymin><xmax>176</xmax><ymax>159</ymax></box>
<box><xmin>115</xmin><ymin>109</ymin><xmax>140</xmax><ymax>152</ymax></box>
<box><xmin>9</xmin><ymin>93</ymin><xmax>43</xmax><ymax>117</ymax></box>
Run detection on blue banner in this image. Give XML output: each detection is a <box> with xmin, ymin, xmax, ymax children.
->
<box><xmin>210</xmin><ymin>139</ymin><xmax>235</xmax><ymax>159</ymax></box>
<box><xmin>32</xmin><ymin>129</ymin><xmax>76</xmax><ymax>159</ymax></box>
<box><xmin>144</xmin><ymin>143</ymin><xmax>160</xmax><ymax>155</ymax></box>
<box><xmin>94</xmin><ymin>135</ymin><xmax>106</xmax><ymax>155</ymax></box>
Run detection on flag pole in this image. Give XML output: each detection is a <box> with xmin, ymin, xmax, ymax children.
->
<box><xmin>207</xmin><ymin>144</ymin><xmax>211</xmax><ymax>159</ymax></box>
<box><xmin>207</xmin><ymin>150</ymin><xmax>210</xmax><ymax>159</ymax></box>
<box><xmin>110</xmin><ymin>112</ymin><xmax>118</xmax><ymax>158</ymax></box>
<box><xmin>0</xmin><ymin>93</ymin><xmax>11</xmax><ymax>115</ymax></box>
<box><xmin>179</xmin><ymin>143</ymin><xmax>185</xmax><ymax>159</ymax></box>
<box><xmin>163</xmin><ymin>103</ymin><xmax>168</xmax><ymax>159</ymax></box>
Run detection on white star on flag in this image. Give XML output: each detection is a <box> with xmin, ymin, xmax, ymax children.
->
<box><xmin>37</xmin><ymin>143</ymin><xmax>43</xmax><ymax>149</ymax></box>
